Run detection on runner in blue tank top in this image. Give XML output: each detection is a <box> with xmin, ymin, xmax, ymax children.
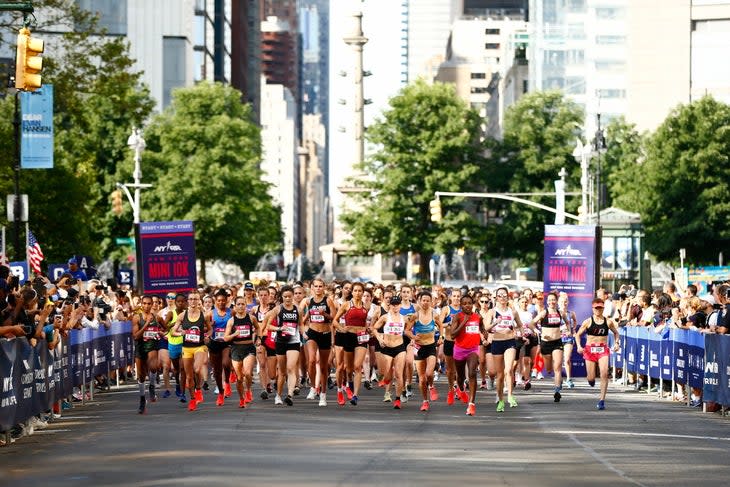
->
<box><xmin>206</xmin><ymin>289</ymin><xmax>233</xmax><ymax>407</ymax></box>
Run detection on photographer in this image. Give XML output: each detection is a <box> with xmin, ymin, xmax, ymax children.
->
<box><xmin>709</xmin><ymin>283</ymin><xmax>730</xmax><ymax>334</ymax></box>
<box><xmin>90</xmin><ymin>282</ymin><xmax>113</xmax><ymax>330</ymax></box>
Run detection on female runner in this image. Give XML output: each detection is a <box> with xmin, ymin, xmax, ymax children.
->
<box><xmin>332</xmin><ymin>282</ymin><xmax>369</xmax><ymax>406</ymax></box>
<box><xmin>574</xmin><ymin>298</ymin><xmax>620</xmax><ymax>410</ymax></box>
<box><xmin>171</xmin><ymin>292</ymin><xmax>211</xmax><ymax>411</ymax></box>
<box><xmin>451</xmin><ymin>294</ymin><xmax>484</xmax><ymax>416</ymax></box>
<box><xmin>369</xmin><ymin>295</ymin><xmax>408</xmax><ymax>409</ymax></box>
<box><xmin>302</xmin><ymin>278</ymin><xmax>335</xmax><ymax>406</ymax></box>
<box><xmin>532</xmin><ymin>292</ymin><xmax>570</xmax><ymax>402</ymax></box>
<box><xmin>439</xmin><ymin>288</ymin><xmax>461</xmax><ymax>405</ymax></box>
<box><xmin>407</xmin><ymin>291</ymin><xmax>444</xmax><ymax>411</ymax></box>
<box><xmin>223</xmin><ymin>295</ymin><xmax>258</xmax><ymax>408</ymax></box>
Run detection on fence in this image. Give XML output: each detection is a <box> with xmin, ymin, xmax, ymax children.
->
<box><xmin>0</xmin><ymin>321</ymin><xmax>133</xmax><ymax>432</ymax></box>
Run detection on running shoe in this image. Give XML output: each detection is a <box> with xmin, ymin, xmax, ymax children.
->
<box><xmin>337</xmin><ymin>389</ymin><xmax>346</xmax><ymax>406</ymax></box>
<box><xmin>393</xmin><ymin>398</ymin><xmax>401</xmax><ymax>409</ymax></box>
<box><xmin>480</xmin><ymin>379</ymin><xmax>486</xmax><ymax>390</ymax></box>
<box><xmin>162</xmin><ymin>390</ymin><xmax>171</xmax><ymax>399</ymax></box>
<box><xmin>284</xmin><ymin>395</ymin><xmax>293</xmax><ymax>406</ymax></box>
<box><xmin>195</xmin><ymin>389</ymin><xmax>204</xmax><ymax>403</ymax></box>
<box><xmin>588</xmin><ymin>380</ymin><xmax>595</xmax><ymax>387</ymax></box>
<box><xmin>214</xmin><ymin>386</ymin><xmax>220</xmax><ymax>394</ymax></box>
<box><xmin>400</xmin><ymin>393</ymin><xmax>408</xmax><ymax>404</ymax></box>
<box><xmin>274</xmin><ymin>395</ymin><xmax>283</xmax><ymax>405</ymax></box>
<box><xmin>229</xmin><ymin>371</ymin><xmax>237</xmax><ymax>383</ymax></box>
<box><xmin>245</xmin><ymin>390</ymin><xmax>253</xmax><ymax>404</ymax></box>
<box><xmin>149</xmin><ymin>384</ymin><xmax>157</xmax><ymax>403</ymax></box>
<box><xmin>496</xmin><ymin>400</ymin><xmax>505</xmax><ymax>412</ymax></box>
<box><xmin>307</xmin><ymin>387</ymin><xmax>317</xmax><ymax>400</ymax></box>
<box><xmin>466</xmin><ymin>403</ymin><xmax>476</xmax><ymax>416</ymax></box>
<box><xmin>350</xmin><ymin>395</ymin><xmax>358</xmax><ymax>406</ymax></box>
<box><xmin>364</xmin><ymin>380</ymin><xmax>372</xmax><ymax>390</ymax></box>
<box><xmin>203</xmin><ymin>381</ymin><xmax>210</xmax><ymax>391</ymax></box>
<box><xmin>597</xmin><ymin>400</ymin><xmax>605</xmax><ymax>410</ymax></box>
<box><xmin>447</xmin><ymin>390</ymin><xmax>455</xmax><ymax>405</ymax></box>
<box><xmin>239</xmin><ymin>398</ymin><xmax>246</xmax><ymax>408</ymax></box>
<box><xmin>508</xmin><ymin>396</ymin><xmax>518</xmax><ymax>408</ymax></box>
<box><xmin>260</xmin><ymin>390</ymin><xmax>269</xmax><ymax>400</ymax></box>
<box><xmin>566</xmin><ymin>379</ymin><xmax>575</xmax><ymax>389</ymax></box>
<box><xmin>175</xmin><ymin>384</ymin><xmax>182</xmax><ymax>398</ymax></box>
<box><xmin>319</xmin><ymin>393</ymin><xmax>327</xmax><ymax>407</ymax></box>
<box><xmin>383</xmin><ymin>391</ymin><xmax>392</xmax><ymax>403</ymax></box>
<box><xmin>345</xmin><ymin>386</ymin><xmax>353</xmax><ymax>401</ymax></box>
<box><xmin>138</xmin><ymin>396</ymin><xmax>146</xmax><ymax>414</ymax></box>
<box><xmin>293</xmin><ymin>385</ymin><xmax>301</xmax><ymax>396</ymax></box>
<box><xmin>488</xmin><ymin>378</ymin><xmax>495</xmax><ymax>391</ymax></box>
<box><xmin>458</xmin><ymin>389</ymin><xmax>469</xmax><ymax>404</ymax></box>
<box><xmin>188</xmin><ymin>399</ymin><xmax>197</xmax><ymax>411</ymax></box>
<box><xmin>224</xmin><ymin>383</ymin><xmax>232</xmax><ymax>397</ymax></box>
<box><xmin>554</xmin><ymin>390</ymin><xmax>561</xmax><ymax>403</ymax></box>
<box><xmin>429</xmin><ymin>386</ymin><xmax>439</xmax><ymax>402</ymax></box>
<box><xmin>420</xmin><ymin>400</ymin><xmax>430</xmax><ymax>412</ymax></box>
<box><xmin>216</xmin><ymin>394</ymin><xmax>224</xmax><ymax>406</ymax></box>
<box><xmin>327</xmin><ymin>377</ymin><xmax>335</xmax><ymax>390</ymax></box>
<box><xmin>434</xmin><ymin>371</ymin><xmax>439</xmax><ymax>382</ymax></box>
<box><xmin>405</xmin><ymin>385</ymin><xmax>413</xmax><ymax>398</ymax></box>
<box><xmin>524</xmin><ymin>381</ymin><xmax>532</xmax><ymax>391</ymax></box>
<box><xmin>378</xmin><ymin>379</ymin><xmax>391</xmax><ymax>387</ymax></box>
<box><xmin>266</xmin><ymin>383</ymin><xmax>273</xmax><ymax>394</ymax></box>
<box><xmin>179</xmin><ymin>394</ymin><xmax>187</xmax><ymax>404</ymax></box>
<box><xmin>536</xmin><ymin>372</ymin><xmax>544</xmax><ymax>380</ymax></box>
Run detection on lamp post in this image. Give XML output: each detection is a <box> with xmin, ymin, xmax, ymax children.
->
<box><xmin>593</xmin><ymin>114</ymin><xmax>607</xmax><ymax>227</ymax></box>
<box><xmin>572</xmin><ymin>138</ymin><xmax>592</xmax><ymax>225</ymax></box>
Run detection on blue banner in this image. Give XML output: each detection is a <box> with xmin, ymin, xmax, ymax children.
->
<box><xmin>660</xmin><ymin>333</ymin><xmax>674</xmax><ymax>381</ymax></box>
<box><xmin>20</xmin><ymin>85</ymin><xmax>54</xmax><ymax>169</ymax></box>
<box><xmin>648</xmin><ymin>331</ymin><xmax>662</xmax><ymax>379</ymax></box>
<box><xmin>117</xmin><ymin>268</ymin><xmax>134</xmax><ymax>286</ymax></box>
<box><xmin>688</xmin><ymin>331</ymin><xmax>705</xmax><ymax>390</ymax></box>
<box><xmin>9</xmin><ymin>261</ymin><xmax>30</xmax><ymax>283</ymax></box>
<box><xmin>671</xmin><ymin>328</ymin><xmax>689</xmax><ymax>385</ymax></box>
<box><xmin>625</xmin><ymin>326</ymin><xmax>638</xmax><ymax>373</ymax></box>
<box><xmin>48</xmin><ymin>263</ymin><xmax>66</xmax><ymax>281</ymax></box>
<box><xmin>703</xmin><ymin>334</ymin><xmax>722</xmax><ymax>404</ymax></box>
<box><xmin>637</xmin><ymin>326</ymin><xmax>649</xmax><ymax>376</ymax></box>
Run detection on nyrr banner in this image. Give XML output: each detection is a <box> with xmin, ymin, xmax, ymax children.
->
<box><xmin>544</xmin><ymin>225</ymin><xmax>599</xmax><ymax>377</ymax></box>
<box><xmin>20</xmin><ymin>85</ymin><xmax>54</xmax><ymax>169</ymax></box>
<box><xmin>138</xmin><ymin>221</ymin><xmax>197</xmax><ymax>294</ymax></box>
<box><xmin>702</xmin><ymin>334</ymin><xmax>730</xmax><ymax>406</ymax></box>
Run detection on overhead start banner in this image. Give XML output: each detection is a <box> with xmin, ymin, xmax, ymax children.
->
<box><xmin>138</xmin><ymin>220</ymin><xmax>197</xmax><ymax>294</ymax></box>
<box><xmin>544</xmin><ymin>225</ymin><xmax>600</xmax><ymax>377</ymax></box>
<box><xmin>20</xmin><ymin>84</ymin><xmax>54</xmax><ymax>169</ymax></box>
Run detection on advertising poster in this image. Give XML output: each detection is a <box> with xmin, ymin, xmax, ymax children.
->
<box><xmin>20</xmin><ymin>85</ymin><xmax>54</xmax><ymax>169</ymax></box>
<box><xmin>544</xmin><ymin>225</ymin><xmax>599</xmax><ymax>377</ymax></box>
<box><xmin>138</xmin><ymin>221</ymin><xmax>197</xmax><ymax>294</ymax></box>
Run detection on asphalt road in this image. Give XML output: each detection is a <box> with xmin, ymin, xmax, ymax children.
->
<box><xmin>2</xmin><ymin>377</ymin><xmax>729</xmax><ymax>487</ymax></box>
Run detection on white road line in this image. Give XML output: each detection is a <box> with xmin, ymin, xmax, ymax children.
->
<box><xmin>552</xmin><ymin>430</ymin><xmax>730</xmax><ymax>442</ymax></box>
<box><xmin>564</xmin><ymin>432</ymin><xmax>648</xmax><ymax>487</ymax></box>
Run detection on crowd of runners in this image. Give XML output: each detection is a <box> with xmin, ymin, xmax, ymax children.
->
<box><xmin>132</xmin><ymin>279</ymin><xmax>621</xmax><ymax>415</ymax></box>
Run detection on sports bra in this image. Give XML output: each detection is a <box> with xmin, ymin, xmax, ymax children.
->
<box><xmin>493</xmin><ymin>308</ymin><xmax>515</xmax><ymax>333</ymax></box>
<box><xmin>586</xmin><ymin>316</ymin><xmax>609</xmax><ymax>337</ymax></box>
<box><xmin>383</xmin><ymin>314</ymin><xmax>405</xmax><ymax>336</ymax></box>
<box><xmin>344</xmin><ymin>301</ymin><xmax>368</xmax><ymax>327</ymax></box>
<box><xmin>542</xmin><ymin>310</ymin><xmax>564</xmax><ymax>328</ymax></box>
<box><xmin>212</xmin><ymin>308</ymin><xmax>232</xmax><ymax>341</ymax></box>
<box><xmin>308</xmin><ymin>297</ymin><xmax>331</xmax><ymax>324</ymax></box>
<box><xmin>414</xmin><ymin>314</ymin><xmax>436</xmax><ymax>335</ymax></box>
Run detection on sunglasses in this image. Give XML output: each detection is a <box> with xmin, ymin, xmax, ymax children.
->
<box><xmin>479</xmin><ymin>300</ymin><xmax>488</xmax><ymax>304</ymax></box>
<box><xmin>496</xmin><ymin>294</ymin><xmax>508</xmax><ymax>298</ymax></box>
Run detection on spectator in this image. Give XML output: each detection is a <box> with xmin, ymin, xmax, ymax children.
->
<box><xmin>64</xmin><ymin>257</ymin><xmax>88</xmax><ymax>282</ymax></box>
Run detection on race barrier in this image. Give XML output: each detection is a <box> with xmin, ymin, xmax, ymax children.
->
<box><xmin>0</xmin><ymin>321</ymin><xmax>133</xmax><ymax>432</ymax></box>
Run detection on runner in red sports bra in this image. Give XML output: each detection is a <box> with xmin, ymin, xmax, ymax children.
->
<box><xmin>451</xmin><ymin>294</ymin><xmax>484</xmax><ymax>416</ymax></box>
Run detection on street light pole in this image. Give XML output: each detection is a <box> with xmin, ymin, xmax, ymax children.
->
<box><xmin>572</xmin><ymin>139</ymin><xmax>592</xmax><ymax>225</ymax></box>
<box><xmin>128</xmin><ymin>128</ymin><xmax>145</xmax><ymax>224</ymax></box>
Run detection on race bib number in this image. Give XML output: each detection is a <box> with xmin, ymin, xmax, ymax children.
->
<box><xmin>465</xmin><ymin>325</ymin><xmax>479</xmax><ymax>334</ymax></box>
<box><xmin>281</xmin><ymin>324</ymin><xmax>296</xmax><ymax>336</ymax></box>
<box><xmin>143</xmin><ymin>330</ymin><xmax>158</xmax><ymax>340</ymax></box>
<box><xmin>311</xmin><ymin>313</ymin><xmax>325</xmax><ymax>323</ymax></box>
<box><xmin>185</xmin><ymin>331</ymin><xmax>200</xmax><ymax>343</ymax></box>
<box><xmin>561</xmin><ymin>336</ymin><xmax>573</xmax><ymax>343</ymax></box>
<box><xmin>236</xmin><ymin>326</ymin><xmax>251</xmax><ymax>338</ymax></box>
<box><xmin>590</xmin><ymin>345</ymin><xmax>606</xmax><ymax>354</ymax></box>
<box><xmin>214</xmin><ymin>330</ymin><xmax>226</xmax><ymax>341</ymax></box>
<box><xmin>269</xmin><ymin>330</ymin><xmax>278</xmax><ymax>340</ymax></box>
<box><xmin>357</xmin><ymin>331</ymin><xmax>370</xmax><ymax>344</ymax></box>
<box><xmin>384</xmin><ymin>324</ymin><xmax>403</xmax><ymax>335</ymax></box>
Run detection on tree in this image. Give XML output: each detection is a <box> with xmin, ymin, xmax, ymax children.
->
<box><xmin>492</xmin><ymin>91</ymin><xmax>584</xmax><ymax>273</ymax></box>
<box><xmin>142</xmin><ymin>82</ymin><xmax>282</xmax><ymax>279</ymax></box>
<box><xmin>0</xmin><ymin>1</ymin><xmax>154</xmax><ymax>264</ymax></box>
<box><xmin>635</xmin><ymin>96</ymin><xmax>730</xmax><ymax>263</ymax></box>
<box><xmin>340</xmin><ymin>80</ymin><xmax>486</xmax><ymax>279</ymax></box>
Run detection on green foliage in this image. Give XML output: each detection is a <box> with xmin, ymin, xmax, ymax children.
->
<box><xmin>142</xmin><ymin>82</ymin><xmax>282</xmax><ymax>273</ymax></box>
<box><xmin>341</xmin><ymin>80</ymin><xmax>486</xmax><ymax>269</ymax></box>
<box><xmin>602</xmin><ymin>117</ymin><xmax>645</xmax><ymax>211</ymax></box>
<box><xmin>636</xmin><ymin>96</ymin><xmax>730</xmax><ymax>263</ymax></box>
<box><xmin>491</xmin><ymin>91</ymin><xmax>584</xmax><ymax>267</ymax></box>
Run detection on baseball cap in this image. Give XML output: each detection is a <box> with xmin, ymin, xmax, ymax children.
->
<box><xmin>390</xmin><ymin>295</ymin><xmax>402</xmax><ymax>306</ymax></box>
<box><xmin>68</xmin><ymin>257</ymin><xmax>77</xmax><ymax>265</ymax></box>
<box><xmin>244</xmin><ymin>282</ymin><xmax>254</xmax><ymax>291</ymax></box>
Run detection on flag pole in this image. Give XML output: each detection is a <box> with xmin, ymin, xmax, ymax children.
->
<box><xmin>25</xmin><ymin>222</ymin><xmax>30</xmax><ymax>277</ymax></box>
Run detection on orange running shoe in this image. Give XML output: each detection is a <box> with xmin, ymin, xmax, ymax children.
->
<box><xmin>188</xmin><ymin>399</ymin><xmax>197</xmax><ymax>412</ymax></box>
<box><xmin>466</xmin><ymin>402</ymin><xmax>476</xmax><ymax>416</ymax></box>
<box><xmin>393</xmin><ymin>398</ymin><xmax>401</xmax><ymax>409</ymax></box>
<box><xmin>429</xmin><ymin>386</ymin><xmax>439</xmax><ymax>402</ymax></box>
<box><xmin>195</xmin><ymin>389</ymin><xmax>204</xmax><ymax>403</ymax></box>
<box><xmin>245</xmin><ymin>390</ymin><xmax>253</xmax><ymax>404</ymax></box>
<box><xmin>459</xmin><ymin>389</ymin><xmax>469</xmax><ymax>404</ymax></box>
<box><xmin>447</xmin><ymin>390</ymin><xmax>455</xmax><ymax>405</ymax></box>
<box><xmin>420</xmin><ymin>400</ymin><xmax>430</xmax><ymax>411</ymax></box>
<box><xmin>378</xmin><ymin>379</ymin><xmax>390</xmax><ymax>387</ymax></box>
<box><xmin>216</xmin><ymin>394</ymin><xmax>224</xmax><ymax>406</ymax></box>
<box><xmin>337</xmin><ymin>389</ymin><xmax>345</xmax><ymax>406</ymax></box>
<box><xmin>229</xmin><ymin>371</ymin><xmax>237</xmax><ymax>383</ymax></box>
<box><xmin>345</xmin><ymin>386</ymin><xmax>353</xmax><ymax>401</ymax></box>
<box><xmin>239</xmin><ymin>398</ymin><xmax>246</xmax><ymax>408</ymax></box>
<box><xmin>224</xmin><ymin>383</ymin><xmax>232</xmax><ymax>398</ymax></box>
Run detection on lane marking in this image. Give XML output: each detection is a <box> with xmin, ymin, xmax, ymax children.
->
<box><xmin>552</xmin><ymin>430</ymin><xmax>730</xmax><ymax>442</ymax></box>
<box><xmin>564</xmin><ymin>432</ymin><xmax>648</xmax><ymax>487</ymax></box>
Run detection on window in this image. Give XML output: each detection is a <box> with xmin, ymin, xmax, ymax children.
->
<box><xmin>595</xmin><ymin>7</ymin><xmax>625</xmax><ymax>20</ymax></box>
<box><xmin>485</xmin><ymin>43</ymin><xmax>501</xmax><ymax>50</ymax></box>
<box><xmin>595</xmin><ymin>60</ymin><xmax>626</xmax><ymax>72</ymax></box>
<box><xmin>565</xmin><ymin>76</ymin><xmax>586</xmax><ymax>94</ymax></box>
<box><xmin>596</xmin><ymin>89</ymin><xmax>626</xmax><ymax>99</ymax></box>
<box><xmin>596</xmin><ymin>35</ymin><xmax>626</xmax><ymax>45</ymax></box>
<box><xmin>485</xmin><ymin>28</ymin><xmax>500</xmax><ymax>35</ymax></box>
<box><xmin>76</xmin><ymin>0</ymin><xmax>127</xmax><ymax>35</ymax></box>
<box><xmin>471</xmin><ymin>72</ymin><xmax>486</xmax><ymax>79</ymax></box>
<box><xmin>163</xmin><ymin>37</ymin><xmax>187</xmax><ymax>108</ymax></box>
<box><xmin>470</xmin><ymin>87</ymin><xmax>488</xmax><ymax>94</ymax></box>
<box><xmin>568</xmin><ymin>0</ymin><xmax>586</xmax><ymax>12</ymax></box>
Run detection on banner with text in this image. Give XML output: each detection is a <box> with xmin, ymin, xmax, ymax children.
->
<box><xmin>20</xmin><ymin>85</ymin><xmax>54</xmax><ymax>169</ymax></box>
<box><xmin>139</xmin><ymin>221</ymin><xmax>197</xmax><ymax>294</ymax></box>
<box><xmin>544</xmin><ymin>225</ymin><xmax>599</xmax><ymax>377</ymax></box>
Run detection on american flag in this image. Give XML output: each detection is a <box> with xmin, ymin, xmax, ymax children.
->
<box><xmin>27</xmin><ymin>230</ymin><xmax>45</xmax><ymax>274</ymax></box>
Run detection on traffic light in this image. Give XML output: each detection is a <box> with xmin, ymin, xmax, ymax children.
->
<box><xmin>429</xmin><ymin>198</ymin><xmax>442</xmax><ymax>222</ymax></box>
<box><xmin>112</xmin><ymin>190</ymin><xmax>123</xmax><ymax>215</ymax></box>
<box><xmin>15</xmin><ymin>27</ymin><xmax>44</xmax><ymax>91</ymax></box>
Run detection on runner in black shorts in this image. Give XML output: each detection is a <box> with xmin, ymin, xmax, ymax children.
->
<box><xmin>224</xmin><ymin>296</ymin><xmax>257</xmax><ymax>408</ymax></box>
<box><xmin>254</xmin><ymin>287</ymin><xmax>276</xmax><ymax>400</ymax></box>
<box><xmin>302</xmin><ymin>278</ymin><xmax>335</xmax><ymax>406</ymax></box>
<box><xmin>407</xmin><ymin>291</ymin><xmax>444</xmax><ymax>412</ymax></box>
<box><xmin>439</xmin><ymin>288</ymin><xmax>461</xmax><ymax>405</ymax></box>
<box><xmin>132</xmin><ymin>295</ymin><xmax>162</xmax><ymax>414</ymax></box>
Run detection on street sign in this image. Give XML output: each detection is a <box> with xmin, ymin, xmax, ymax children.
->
<box><xmin>115</xmin><ymin>237</ymin><xmax>135</xmax><ymax>246</ymax></box>
<box><xmin>6</xmin><ymin>194</ymin><xmax>28</xmax><ymax>222</ymax></box>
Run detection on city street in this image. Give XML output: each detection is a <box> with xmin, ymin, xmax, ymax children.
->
<box><xmin>1</xmin><ymin>378</ymin><xmax>729</xmax><ymax>486</ymax></box>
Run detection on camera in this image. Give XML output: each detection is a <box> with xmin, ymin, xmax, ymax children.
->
<box><xmin>93</xmin><ymin>296</ymin><xmax>113</xmax><ymax>319</ymax></box>
<box><xmin>67</xmin><ymin>277</ymin><xmax>77</xmax><ymax>285</ymax></box>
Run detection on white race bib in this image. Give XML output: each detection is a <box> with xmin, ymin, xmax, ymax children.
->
<box><xmin>357</xmin><ymin>331</ymin><xmax>370</xmax><ymax>344</ymax></box>
<box><xmin>214</xmin><ymin>330</ymin><xmax>225</xmax><ymax>341</ymax></box>
<box><xmin>310</xmin><ymin>313</ymin><xmax>325</xmax><ymax>323</ymax></box>
<box><xmin>143</xmin><ymin>330</ymin><xmax>158</xmax><ymax>340</ymax></box>
<box><xmin>465</xmin><ymin>325</ymin><xmax>479</xmax><ymax>334</ymax></box>
<box><xmin>185</xmin><ymin>332</ymin><xmax>200</xmax><ymax>343</ymax></box>
<box><xmin>281</xmin><ymin>324</ymin><xmax>296</xmax><ymax>336</ymax></box>
<box><xmin>384</xmin><ymin>324</ymin><xmax>403</xmax><ymax>335</ymax></box>
<box><xmin>590</xmin><ymin>345</ymin><xmax>606</xmax><ymax>354</ymax></box>
<box><xmin>236</xmin><ymin>326</ymin><xmax>251</xmax><ymax>338</ymax></box>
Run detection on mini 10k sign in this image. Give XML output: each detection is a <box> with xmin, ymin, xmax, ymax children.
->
<box><xmin>139</xmin><ymin>221</ymin><xmax>197</xmax><ymax>294</ymax></box>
